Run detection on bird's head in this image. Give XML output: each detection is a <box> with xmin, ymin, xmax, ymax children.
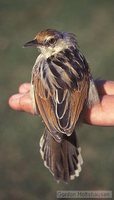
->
<box><xmin>24</xmin><ymin>29</ymin><xmax>77</xmax><ymax>58</ymax></box>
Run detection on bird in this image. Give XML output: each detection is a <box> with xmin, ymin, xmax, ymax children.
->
<box><xmin>24</xmin><ymin>29</ymin><xmax>99</xmax><ymax>183</ymax></box>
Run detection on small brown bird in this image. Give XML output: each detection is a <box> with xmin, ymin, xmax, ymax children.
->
<box><xmin>24</xmin><ymin>29</ymin><xmax>99</xmax><ymax>182</ymax></box>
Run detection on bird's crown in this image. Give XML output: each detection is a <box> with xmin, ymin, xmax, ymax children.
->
<box><xmin>35</xmin><ymin>29</ymin><xmax>63</xmax><ymax>46</ymax></box>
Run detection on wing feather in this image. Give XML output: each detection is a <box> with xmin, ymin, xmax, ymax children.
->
<box><xmin>33</xmin><ymin>77</ymin><xmax>63</xmax><ymax>142</ymax></box>
<box><xmin>70</xmin><ymin>77</ymin><xmax>89</xmax><ymax>130</ymax></box>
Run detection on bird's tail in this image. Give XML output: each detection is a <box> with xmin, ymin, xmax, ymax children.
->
<box><xmin>39</xmin><ymin>128</ymin><xmax>83</xmax><ymax>182</ymax></box>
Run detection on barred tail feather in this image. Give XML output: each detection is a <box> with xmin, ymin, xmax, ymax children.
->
<box><xmin>40</xmin><ymin>128</ymin><xmax>83</xmax><ymax>182</ymax></box>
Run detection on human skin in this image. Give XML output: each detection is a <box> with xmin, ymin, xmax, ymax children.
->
<box><xmin>8</xmin><ymin>80</ymin><xmax>114</xmax><ymax>126</ymax></box>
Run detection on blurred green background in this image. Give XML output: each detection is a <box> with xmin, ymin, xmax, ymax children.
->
<box><xmin>0</xmin><ymin>0</ymin><xmax>114</xmax><ymax>199</ymax></box>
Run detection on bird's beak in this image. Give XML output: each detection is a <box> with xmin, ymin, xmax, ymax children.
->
<box><xmin>23</xmin><ymin>39</ymin><xmax>38</xmax><ymax>47</ymax></box>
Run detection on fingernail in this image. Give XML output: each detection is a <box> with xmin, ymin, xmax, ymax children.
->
<box><xmin>10</xmin><ymin>94</ymin><xmax>23</xmax><ymax>100</ymax></box>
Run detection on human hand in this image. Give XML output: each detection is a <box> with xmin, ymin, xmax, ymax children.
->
<box><xmin>8</xmin><ymin>81</ymin><xmax>114</xmax><ymax>126</ymax></box>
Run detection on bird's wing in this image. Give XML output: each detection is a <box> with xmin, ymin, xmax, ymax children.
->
<box><xmin>32</xmin><ymin>73</ymin><xmax>63</xmax><ymax>142</ymax></box>
<box><xmin>31</xmin><ymin>53</ymin><xmax>89</xmax><ymax>143</ymax></box>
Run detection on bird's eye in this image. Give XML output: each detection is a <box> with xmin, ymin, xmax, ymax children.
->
<box><xmin>48</xmin><ymin>38</ymin><xmax>56</xmax><ymax>45</ymax></box>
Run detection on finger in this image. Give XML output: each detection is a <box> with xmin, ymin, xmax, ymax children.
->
<box><xmin>95</xmin><ymin>80</ymin><xmax>114</xmax><ymax>95</ymax></box>
<box><xmin>8</xmin><ymin>93</ymin><xmax>36</xmax><ymax>114</ymax></box>
<box><xmin>18</xmin><ymin>83</ymin><xmax>31</xmax><ymax>94</ymax></box>
<box><xmin>84</xmin><ymin>95</ymin><xmax>114</xmax><ymax>126</ymax></box>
